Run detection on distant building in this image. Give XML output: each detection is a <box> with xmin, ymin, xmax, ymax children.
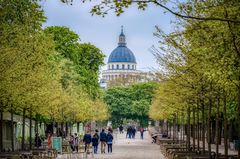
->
<box><xmin>100</xmin><ymin>27</ymin><xmax>159</xmax><ymax>88</ymax></box>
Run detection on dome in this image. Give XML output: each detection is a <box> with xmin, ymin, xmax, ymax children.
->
<box><xmin>108</xmin><ymin>45</ymin><xmax>136</xmax><ymax>63</ymax></box>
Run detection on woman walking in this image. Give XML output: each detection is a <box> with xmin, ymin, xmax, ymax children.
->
<box><xmin>107</xmin><ymin>131</ymin><xmax>113</xmax><ymax>153</ymax></box>
<box><xmin>92</xmin><ymin>134</ymin><xmax>99</xmax><ymax>154</ymax></box>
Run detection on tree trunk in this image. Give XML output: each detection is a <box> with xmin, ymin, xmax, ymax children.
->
<box><xmin>223</xmin><ymin>92</ymin><xmax>228</xmax><ymax>158</ymax></box>
<box><xmin>197</xmin><ymin>104</ymin><xmax>200</xmax><ymax>150</ymax></box>
<box><xmin>11</xmin><ymin>106</ymin><xmax>14</xmax><ymax>151</ymax></box>
<box><xmin>216</xmin><ymin>97</ymin><xmax>220</xmax><ymax>159</ymax></box>
<box><xmin>166</xmin><ymin>120</ymin><xmax>169</xmax><ymax>137</ymax></box>
<box><xmin>35</xmin><ymin>120</ymin><xmax>39</xmax><ymax>149</ymax></box>
<box><xmin>0</xmin><ymin>110</ymin><xmax>3</xmax><ymax>152</ymax></box>
<box><xmin>187</xmin><ymin>107</ymin><xmax>191</xmax><ymax>151</ymax></box>
<box><xmin>69</xmin><ymin>122</ymin><xmax>72</xmax><ymax>136</ymax></box>
<box><xmin>77</xmin><ymin>122</ymin><xmax>79</xmax><ymax>133</ymax></box>
<box><xmin>181</xmin><ymin>112</ymin><xmax>184</xmax><ymax>143</ymax></box>
<box><xmin>29</xmin><ymin>109</ymin><xmax>32</xmax><ymax>150</ymax></box>
<box><xmin>22</xmin><ymin>108</ymin><xmax>26</xmax><ymax>150</ymax></box>
<box><xmin>237</xmin><ymin>84</ymin><xmax>240</xmax><ymax>158</ymax></box>
<box><xmin>201</xmin><ymin>100</ymin><xmax>206</xmax><ymax>153</ymax></box>
<box><xmin>193</xmin><ymin>108</ymin><xmax>196</xmax><ymax>151</ymax></box>
<box><xmin>66</xmin><ymin>122</ymin><xmax>68</xmax><ymax>137</ymax></box>
<box><xmin>173</xmin><ymin>115</ymin><xmax>176</xmax><ymax>141</ymax></box>
<box><xmin>176</xmin><ymin>113</ymin><xmax>179</xmax><ymax>141</ymax></box>
<box><xmin>61</xmin><ymin>122</ymin><xmax>64</xmax><ymax>138</ymax></box>
<box><xmin>208</xmin><ymin>97</ymin><xmax>212</xmax><ymax>158</ymax></box>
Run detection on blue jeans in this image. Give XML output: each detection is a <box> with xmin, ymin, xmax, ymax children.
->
<box><xmin>107</xmin><ymin>144</ymin><xmax>112</xmax><ymax>153</ymax></box>
<box><xmin>141</xmin><ymin>132</ymin><xmax>144</xmax><ymax>139</ymax></box>
<box><xmin>93</xmin><ymin>145</ymin><xmax>98</xmax><ymax>154</ymax></box>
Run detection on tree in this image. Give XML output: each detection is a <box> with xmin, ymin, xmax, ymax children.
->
<box><xmin>62</xmin><ymin>0</ymin><xmax>240</xmax><ymax>23</ymax></box>
<box><xmin>104</xmin><ymin>82</ymin><xmax>157</xmax><ymax>127</ymax></box>
<box><xmin>44</xmin><ymin>26</ymin><xmax>105</xmax><ymax>98</ymax></box>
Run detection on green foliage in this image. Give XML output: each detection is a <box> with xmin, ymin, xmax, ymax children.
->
<box><xmin>0</xmin><ymin>1</ymin><xmax>108</xmax><ymax>123</ymax></box>
<box><xmin>104</xmin><ymin>82</ymin><xmax>157</xmax><ymax>127</ymax></box>
<box><xmin>149</xmin><ymin>0</ymin><xmax>240</xmax><ymax>127</ymax></box>
<box><xmin>44</xmin><ymin>26</ymin><xmax>105</xmax><ymax>98</ymax></box>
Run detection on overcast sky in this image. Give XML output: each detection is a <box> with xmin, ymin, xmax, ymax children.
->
<box><xmin>41</xmin><ymin>0</ymin><xmax>176</xmax><ymax>71</ymax></box>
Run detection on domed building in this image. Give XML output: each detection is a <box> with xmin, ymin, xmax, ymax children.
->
<box><xmin>101</xmin><ymin>27</ymin><xmax>141</xmax><ymax>88</ymax></box>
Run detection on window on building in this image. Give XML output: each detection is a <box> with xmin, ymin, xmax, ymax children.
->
<box><xmin>128</xmin><ymin>65</ymin><xmax>130</xmax><ymax>69</ymax></box>
<box><xmin>112</xmin><ymin>65</ymin><xmax>114</xmax><ymax>69</ymax></box>
<box><xmin>122</xmin><ymin>64</ymin><xmax>125</xmax><ymax>69</ymax></box>
<box><xmin>132</xmin><ymin>65</ymin><xmax>134</xmax><ymax>69</ymax></box>
<box><xmin>108</xmin><ymin>65</ymin><xmax>110</xmax><ymax>70</ymax></box>
<box><xmin>117</xmin><ymin>64</ymin><xmax>119</xmax><ymax>69</ymax></box>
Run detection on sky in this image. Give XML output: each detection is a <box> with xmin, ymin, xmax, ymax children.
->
<box><xmin>41</xmin><ymin>0</ymin><xmax>176</xmax><ymax>71</ymax></box>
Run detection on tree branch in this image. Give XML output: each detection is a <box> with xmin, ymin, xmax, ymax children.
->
<box><xmin>132</xmin><ymin>0</ymin><xmax>240</xmax><ymax>23</ymax></box>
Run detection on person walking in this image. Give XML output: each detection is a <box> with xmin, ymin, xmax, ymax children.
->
<box><xmin>107</xmin><ymin>131</ymin><xmax>113</xmax><ymax>153</ymax></box>
<box><xmin>128</xmin><ymin>126</ymin><xmax>132</xmax><ymax>139</ymax></box>
<box><xmin>132</xmin><ymin>127</ymin><xmax>136</xmax><ymax>139</ymax></box>
<box><xmin>69</xmin><ymin>135</ymin><xmax>75</xmax><ymax>152</ymax></box>
<box><xmin>74</xmin><ymin>133</ymin><xmax>80</xmax><ymax>152</ymax></box>
<box><xmin>126</xmin><ymin>127</ymin><xmax>129</xmax><ymax>138</ymax></box>
<box><xmin>83</xmin><ymin>131</ymin><xmax>92</xmax><ymax>153</ymax></box>
<box><xmin>47</xmin><ymin>133</ymin><xmax>52</xmax><ymax>149</ymax></box>
<box><xmin>100</xmin><ymin>129</ymin><xmax>107</xmax><ymax>153</ymax></box>
<box><xmin>108</xmin><ymin>127</ymin><xmax>113</xmax><ymax>133</ymax></box>
<box><xmin>34</xmin><ymin>133</ymin><xmax>42</xmax><ymax>148</ymax></box>
<box><xmin>92</xmin><ymin>134</ymin><xmax>99</xmax><ymax>154</ymax></box>
<box><xmin>140</xmin><ymin>127</ymin><xmax>144</xmax><ymax>139</ymax></box>
<box><xmin>119</xmin><ymin>125</ymin><xmax>123</xmax><ymax>134</ymax></box>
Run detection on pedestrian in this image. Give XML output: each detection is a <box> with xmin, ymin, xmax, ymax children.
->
<box><xmin>107</xmin><ymin>131</ymin><xmax>113</xmax><ymax>153</ymax></box>
<box><xmin>108</xmin><ymin>126</ymin><xmax>113</xmax><ymax>133</ymax></box>
<box><xmin>34</xmin><ymin>133</ymin><xmax>42</xmax><ymax>148</ymax></box>
<box><xmin>95</xmin><ymin>129</ymin><xmax>99</xmax><ymax>140</ymax></box>
<box><xmin>74</xmin><ymin>133</ymin><xmax>80</xmax><ymax>152</ymax></box>
<box><xmin>47</xmin><ymin>133</ymin><xmax>52</xmax><ymax>149</ymax></box>
<box><xmin>83</xmin><ymin>131</ymin><xmax>92</xmax><ymax>153</ymax></box>
<box><xmin>128</xmin><ymin>126</ymin><xmax>132</xmax><ymax>138</ymax></box>
<box><xmin>119</xmin><ymin>125</ymin><xmax>123</xmax><ymax>134</ymax></box>
<box><xmin>132</xmin><ymin>127</ymin><xmax>136</xmax><ymax>139</ymax></box>
<box><xmin>92</xmin><ymin>134</ymin><xmax>99</xmax><ymax>154</ymax></box>
<box><xmin>69</xmin><ymin>135</ymin><xmax>75</xmax><ymax>152</ymax></box>
<box><xmin>100</xmin><ymin>129</ymin><xmax>107</xmax><ymax>153</ymax></box>
<box><xmin>126</xmin><ymin>126</ymin><xmax>130</xmax><ymax>138</ymax></box>
<box><xmin>140</xmin><ymin>127</ymin><xmax>144</xmax><ymax>139</ymax></box>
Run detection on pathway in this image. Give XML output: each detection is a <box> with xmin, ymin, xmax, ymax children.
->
<box><xmin>57</xmin><ymin>131</ymin><xmax>165</xmax><ymax>159</ymax></box>
<box><xmin>93</xmin><ymin>131</ymin><xmax>165</xmax><ymax>159</ymax></box>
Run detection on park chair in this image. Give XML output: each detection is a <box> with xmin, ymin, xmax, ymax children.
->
<box><xmin>86</xmin><ymin>145</ymin><xmax>93</xmax><ymax>158</ymax></box>
<box><xmin>78</xmin><ymin>144</ymin><xmax>86</xmax><ymax>159</ymax></box>
<box><xmin>62</xmin><ymin>143</ymin><xmax>72</xmax><ymax>159</ymax></box>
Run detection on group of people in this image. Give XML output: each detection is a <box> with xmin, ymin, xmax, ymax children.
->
<box><xmin>69</xmin><ymin>128</ymin><xmax>114</xmax><ymax>154</ymax></box>
<box><xmin>125</xmin><ymin>126</ymin><xmax>145</xmax><ymax>139</ymax></box>
<box><xmin>126</xmin><ymin>126</ymin><xmax>137</xmax><ymax>139</ymax></box>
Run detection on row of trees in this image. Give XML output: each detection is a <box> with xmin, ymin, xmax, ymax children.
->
<box><xmin>148</xmin><ymin>0</ymin><xmax>240</xmax><ymax>158</ymax></box>
<box><xmin>0</xmin><ymin>0</ymin><xmax>108</xmax><ymax>151</ymax></box>
<box><xmin>104</xmin><ymin>82</ymin><xmax>157</xmax><ymax>128</ymax></box>
<box><xmin>62</xmin><ymin>1</ymin><xmax>239</xmax><ymax>158</ymax></box>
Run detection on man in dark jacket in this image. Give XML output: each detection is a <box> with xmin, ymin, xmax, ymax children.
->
<box><xmin>100</xmin><ymin>129</ymin><xmax>107</xmax><ymax>153</ymax></box>
<box><xmin>107</xmin><ymin>131</ymin><xmax>113</xmax><ymax>153</ymax></box>
<box><xmin>83</xmin><ymin>131</ymin><xmax>92</xmax><ymax>153</ymax></box>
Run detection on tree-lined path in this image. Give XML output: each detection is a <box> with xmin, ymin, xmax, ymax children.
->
<box><xmin>56</xmin><ymin>130</ymin><xmax>165</xmax><ymax>159</ymax></box>
<box><xmin>94</xmin><ymin>131</ymin><xmax>165</xmax><ymax>159</ymax></box>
